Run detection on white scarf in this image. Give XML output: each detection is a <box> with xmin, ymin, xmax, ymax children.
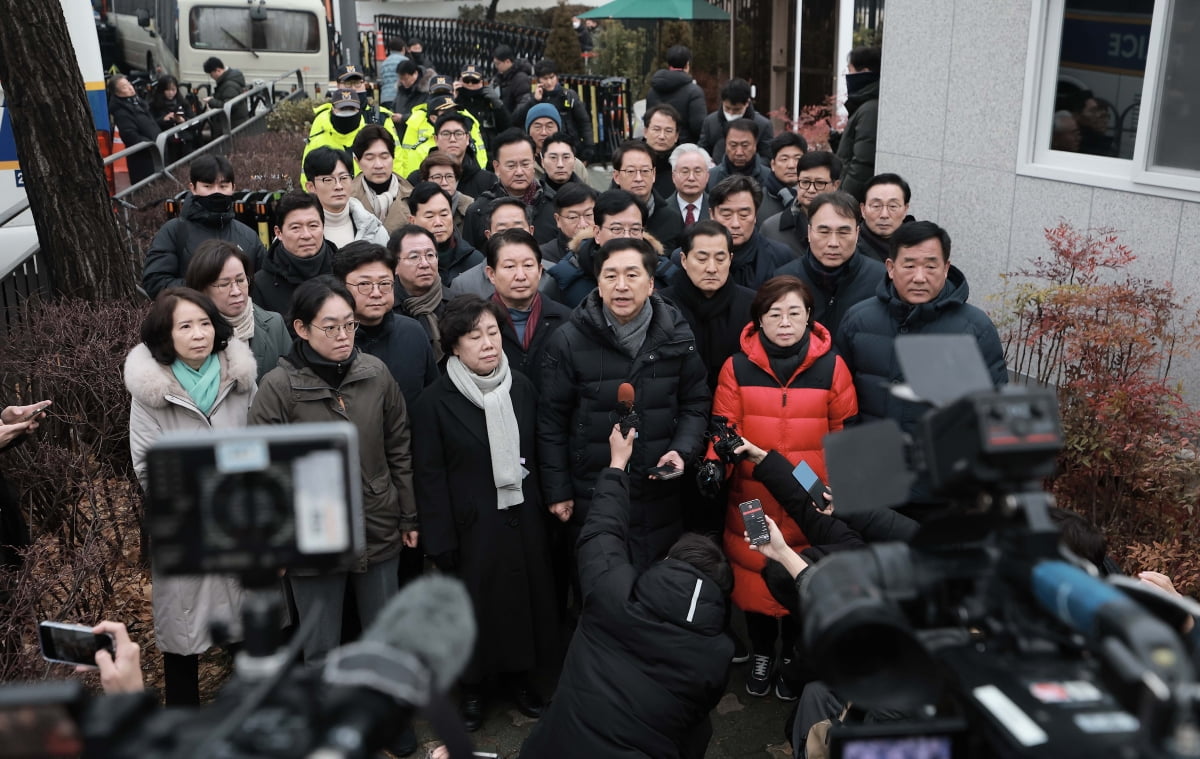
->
<box><xmin>228</xmin><ymin>301</ymin><xmax>255</xmax><ymax>343</ymax></box>
<box><xmin>445</xmin><ymin>353</ymin><xmax>524</xmax><ymax>509</ymax></box>
<box><xmin>362</xmin><ymin>175</ymin><xmax>400</xmax><ymax>219</ymax></box>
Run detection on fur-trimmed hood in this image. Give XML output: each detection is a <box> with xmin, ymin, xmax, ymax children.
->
<box><xmin>124</xmin><ymin>337</ymin><xmax>257</xmax><ymax>409</ymax></box>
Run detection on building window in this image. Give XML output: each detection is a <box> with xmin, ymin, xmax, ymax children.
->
<box><xmin>1021</xmin><ymin>0</ymin><xmax>1200</xmax><ymax>200</ymax></box>
<box><xmin>189</xmin><ymin>7</ymin><xmax>320</xmax><ymax>54</ymax></box>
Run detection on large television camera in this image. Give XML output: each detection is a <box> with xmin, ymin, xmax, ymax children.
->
<box><xmin>801</xmin><ymin>335</ymin><xmax>1200</xmax><ymax>759</ymax></box>
<box><xmin>3</xmin><ymin>424</ymin><xmax>478</xmax><ymax>758</ymax></box>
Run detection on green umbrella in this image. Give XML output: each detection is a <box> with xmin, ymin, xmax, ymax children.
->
<box><xmin>578</xmin><ymin>0</ymin><xmax>730</xmax><ymax>21</ymax></box>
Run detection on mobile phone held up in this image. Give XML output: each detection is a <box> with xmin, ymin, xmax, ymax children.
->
<box><xmin>792</xmin><ymin>460</ymin><xmax>828</xmax><ymax>508</ymax></box>
<box><xmin>739</xmin><ymin>499</ymin><xmax>771</xmax><ymax>546</ymax></box>
<box><xmin>648</xmin><ymin>464</ymin><xmax>684</xmax><ymax>480</ymax></box>
<box><xmin>38</xmin><ymin>622</ymin><xmax>114</xmax><ymax>669</ymax></box>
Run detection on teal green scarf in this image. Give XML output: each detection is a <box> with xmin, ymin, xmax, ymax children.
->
<box><xmin>171</xmin><ymin>353</ymin><xmax>220</xmax><ymax>415</ymax></box>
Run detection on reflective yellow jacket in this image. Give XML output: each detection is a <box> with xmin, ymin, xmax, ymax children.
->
<box><xmin>395</xmin><ymin>104</ymin><xmax>488</xmax><ymax>178</ymax></box>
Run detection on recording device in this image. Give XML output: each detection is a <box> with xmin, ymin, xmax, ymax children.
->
<box><xmin>801</xmin><ymin>335</ymin><xmax>1200</xmax><ymax>758</ymax></box>
<box><xmin>144</xmin><ymin>423</ymin><xmax>364</xmax><ymax>582</ymax></box>
<box><xmin>695</xmin><ymin>415</ymin><xmax>748</xmax><ymax>498</ymax></box>
<box><xmin>38</xmin><ymin>622</ymin><xmax>114</xmax><ymax>668</ymax></box>
<box><xmin>615</xmin><ymin>381</ymin><xmax>640</xmax><ymax>435</ymax></box>
<box><xmin>791</xmin><ymin>460</ymin><xmax>827</xmax><ymax>509</ymax></box>
<box><xmin>738</xmin><ymin>499</ymin><xmax>771</xmax><ymax>546</ymax></box>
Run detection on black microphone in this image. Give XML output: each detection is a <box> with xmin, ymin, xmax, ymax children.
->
<box><xmin>307</xmin><ymin>575</ymin><xmax>477</xmax><ymax>759</ymax></box>
<box><xmin>616</xmin><ymin>381</ymin><xmax>640</xmax><ymax>435</ymax></box>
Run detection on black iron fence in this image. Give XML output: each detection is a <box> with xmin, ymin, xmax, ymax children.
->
<box><xmin>374</xmin><ymin>15</ymin><xmax>549</xmax><ymax>79</ymax></box>
<box><xmin>854</xmin><ymin>0</ymin><xmax>885</xmax><ymax>32</ymax></box>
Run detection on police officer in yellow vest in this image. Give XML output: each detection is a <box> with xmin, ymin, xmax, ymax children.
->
<box><xmin>301</xmin><ymin>87</ymin><xmax>404</xmax><ymax>184</ymax></box>
<box><xmin>395</xmin><ymin>87</ymin><xmax>489</xmax><ymax>178</ymax></box>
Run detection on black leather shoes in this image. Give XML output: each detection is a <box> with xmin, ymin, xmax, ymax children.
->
<box><xmin>461</xmin><ymin>687</ymin><xmax>484</xmax><ymax>732</ymax></box>
<box><xmin>511</xmin><ymin>683</ymin><xmax>545</xmax><ymax>719</ymax></box>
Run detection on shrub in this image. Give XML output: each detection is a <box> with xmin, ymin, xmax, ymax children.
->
<box><xmin>593</xmin><ymin>21</ymin><xmax>649</xmax><ymax>99</ymax></box>
<box><xmin>266</xmin><ymin>97</ymin><xmax>316</xmax><ymax>134</ymax></box>
<box><xmin>544</xmin><ymin>2</ymin><xmax>583</xmax><ymax>72</ymax></box>
<box><xmin>766</xmin><ymin>95</ymin><xmax>844</xmax><ymax>153</ymax></box>
<box><xmin>997</xmin><ymin>222</ymin><xmax>1200</xmax><ymax>540</ymax></box>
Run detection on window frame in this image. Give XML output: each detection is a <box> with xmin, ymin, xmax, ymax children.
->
<box><xmin>187</xmin><ymin>5</ymin><xmax>321</xmax><ymax>55</ymax></box>
<box><xmin>1018</xmin><ymin>0</ymin><xmax>1200</xmax><ymax>201</ymax></box>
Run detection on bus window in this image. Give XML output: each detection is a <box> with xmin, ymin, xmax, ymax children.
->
<box><xmin>188</xmin><ymin>6</ymin><xmax>320</xmax><ymax>53</ymax></box>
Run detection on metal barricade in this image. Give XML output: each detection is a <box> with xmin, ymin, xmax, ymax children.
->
<box><xmin>559</xmin><ymin>74</ymin><xmax>634</xmax><ymax>166</ymax></box>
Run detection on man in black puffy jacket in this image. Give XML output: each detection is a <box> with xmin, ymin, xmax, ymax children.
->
<box><xmin>142</xmin><ymin>155</ymin><xmax>267</xmax><ymax>299</ymax></box>
<box><xmin>521</xmin><ymin>424</ymin><xmax>733</xmax><ymax>759</ymax></box>
<box><xmin>646</xmin><ymin>45</ymin><xmax>706</xmax><ymax>144</ymax></box>
<box><xmin>539</xmin><ymin>237</ymin><xmax>711</xmax><ymax>569</ymax></box>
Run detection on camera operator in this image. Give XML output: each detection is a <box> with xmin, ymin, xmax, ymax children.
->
<box><xmin>520</xmin><ymin>424</ymin><xmax>733</xmax><ymax>759</ymax></box>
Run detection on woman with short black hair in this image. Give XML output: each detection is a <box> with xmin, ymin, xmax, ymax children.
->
<box><xmin>125</xmin><ymin>287</ymin><xmax>257</xmax><ymax>705</ymax></box>
<box><xmin>412</xmin><ymin>295</ymin><xmax>556</xmax><ymax>732</ymax></box>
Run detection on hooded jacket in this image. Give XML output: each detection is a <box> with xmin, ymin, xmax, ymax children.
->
<box><xmin>495</xmin><ymin>58</ymin><xmax>533</xmax><ymax>115</ymax></box>
<box><xmin>646</xmin><ymin>69</ymin><xmax>707</xmax><ymax>144</ymax></box>
<box><xmin>775</xmin><ymin>247</ymin><xmax>886</xmax><ymax>336</ymax></box>
<box><xmin>126</xmin><ymin>338</ymin><xmax>257</xmax><ymax>654</ymax></box>
<box><xmin>713</xmin><ymin>323</ymin><xmax>856</xmax><ymax>616</ymax></box>
<box><xmin>836</xmin><ymin>77</ymin><xmax>880</xmax><ymax>201</ymax></box>
<box><xmin>835</xmin><ymin>265</ymin><xmax>1008</xmax><ymax>433</ymax></box>
<box><xmin>520</xmin><ymin>468</ymin><xmax>732</xmax><ymax>759</ymax></box>
<box><xmin>250</xmin><ymin>348</ymin><xmax>417</xmax><ymax>571</ymax></box>
<box><xmin>538</xmin><ymin>292</ymin><xmax>711</xmax><ymax>568</ymax></box>
<box><xmin>252</xmin><ymin>238</ymin><xmax>336</xmax><ymax>320</ymax></box>
<box><xmin>142</xmin><ymin>193</ymin><xmax>269</xmax><ymax>299</ymax></box>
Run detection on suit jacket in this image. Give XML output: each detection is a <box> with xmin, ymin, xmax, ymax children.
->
<box><xmin>666</xmin><ymin>192</ymin><xmax>711</xmax><ymax>225</ymax></box>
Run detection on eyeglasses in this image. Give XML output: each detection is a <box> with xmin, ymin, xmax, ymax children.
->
<box><xmin>317</xmin><ymin>174</ymin><xmax>353</xmax><ymax>186</ymax></box>
<box><xmin>210</xmin><ymin>275</ymin><xmax>248</xmax><ymax>291</ymax></box>
<box><xmin>310</xmin><ymin>321</ymin><xmax>359</xmax><ymax>337</ymax></box>
<box><xmin>603</xmin><ymin>224</ymin><xmax>644</xmax><ymax>236</ymax></box>
<box><xmin>559</xmin><ymin>210</ymin><xmax>594</xmax><ymax>223</ymax></box>
<box><xmin>798</xmin><ymin>179</ymin><xmax>831</xmax><ymax>191</ymax></box>
<box><xmin>673</xmin><ymin>167</ymin><xmax>707</xmax><ymax>177</ymax></box>
<box><xmin>462</xmin><ymin>77</ymin><xmax>482</xmax><ymax>84</ymax></box>
<box><xmin>866</xmin><ymin>201</ymin><xmax>905</xmax><ymax>213</ymax></box>
<box><xmin>761</xmin><ymin>309</ymin><xmax>807</xmax><ymax>324</ymax></box>
<box><xmin>438</xmin><ymin>130</ymin><xmax>468</xmax><ymax>140</ymax></box>
<box><xmin>427</xmin><ymin>173</ymin><xmax>457</xmax><ymax>183</ymax></box>
<box><xmin>400</xmin><ymin>251</ymin><xmax>438</xmax><ymax>265</ymax></box>
<box><xmin>619</xmin><ymin>167</ymin><xmax>654</xmax><ymax>178</ymax></box>
<box><xmin>348</xmin><ymin>280</ymin><xmax>394</xmax><ymax>294</ymax></box>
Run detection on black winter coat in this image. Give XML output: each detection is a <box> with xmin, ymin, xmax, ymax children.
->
<box><xmin>538</xmin><ymin>293</ymin><xmax>711</xmax><ymax>568</ymax></box>
<box><xmin>835</xmin><ymin>266</ymin><xmax>1008</xmax><ymax>434</ymax></box>
<box><xmin>659</xmin><ymin>274</ymin><xmax>755</xmax><ymax>393</ymax></box>
<box><xmin>412</xmin><ymin>372</ymin><xmax>557</xmax><ymax>682</ymax></box>
<box><xmin>251</xmin><ymin>238</ymin><xmax>336</xmax><ymax>324</ymax></box>
<box><xmin>520</xmin><ymin>468</ymin><xmax>732</xmax><ymax>759</ymax></box>
<box><xmin>461</xmin><ymin>181</ymin><xmax>557</xmax><ymax>251</ymax></box>
<box><xmin>706</xmin><ymin>155</ymin><xmax>774</xmax><ymax>192</ymax></box>
<box><xmin>775</xmin><ymin>249</ymin><xmax>886</xmax><ymax>336</ymax></box>
<box><xmin>728</xmin><ymin>230</ymin><xmax>795</xmax><ymax>291</ymax></box>
<box><xmin>498</xmin><ymin>294</ymin><xmax>571</xmax><ymax>390</ymax></box>
<box><xmin>646</xmin><ymin>192</ymin><xmax>685</xmax><ymax>253</ymax></box>
<box><xmin>513</xmin><ymin>86</ymin><xmax>593</xmax><ymax>146</ymax></box>
<box><xmin>210</xmin><ymin>68</ymin><xmax>249</xmax><ymax>126</ymax></box>
<box><xmin>646</xmin><ymin>69</ymin><xmax>707</xmax><ymax>144</ymax></box>
<box><xmin>109</xmin><ymin>94</ymin><xmax>160</xmax><ymax>184</ymax></box>
<box><xmin>698</xmin><ymin>105</ymin><xmax>773</xmax><ymax>164</ymax></box>
<box><xmin>356</xmin><ymin>312</ymin><xmax>439</xmax><ymax>408</ymax></box>
<box><xmin>437</xmin><ymin>235</ymin><xmax>484</xmax><ymax>286</ymax></box>
<box><xmin>858</xmin><ymin>214</ymin><xmax>915</xmax><ymax>262</ymax></box>
<box><xmin>142</xmin><ymin>194</ymin><xmax>268</xmax><ymax>299</ymax></box>
<box><xmin>760</xmin><ymin>205</ymin><xmax>809</xmax><ymax>257</ymax></box>
<box><xmin>495</xmin><ymin>59</ymin><xmax>533</xmax><ymax>115</ymax></box>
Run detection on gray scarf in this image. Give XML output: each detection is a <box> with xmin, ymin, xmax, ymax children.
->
<box><xmin>228</xmin><ymin>301</ymin><xmax>256</xmax><ymax>343</ymax></box>
<box><xmin>363</xmin><ymin>175</ymin><xmax>400</xmax><ymax>218</ymax></box>
<box><xmin>403</xmin><ymin>281</ymin><xmax>445</xmax><ymax>362</ymax></box>
<box><xmin>446</xmin><ymin>353</ymin><xmax>524</xmax><ymax>509</ymax></box>
<box><xmin>605</xmin><ymin>300</ymin><xmax>653</xmax><ymax>358</ymax></box>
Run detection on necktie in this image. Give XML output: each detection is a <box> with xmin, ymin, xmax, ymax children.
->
<box><xmin>685</xmin><ymin>203</ymin><xmax>696</xmax><ymax>226</ymax></box>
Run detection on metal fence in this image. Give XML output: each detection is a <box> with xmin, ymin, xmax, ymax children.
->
<box><xmin>854</xmin><ymin>0</ymin><xmax>885</xmax><ymax>33</ymax></box>
<box><xmin>374</xmin><ymin>15</ymin><xmax>549</xmax><ymax>78</ymax></box>
<box><xmin>0</xmin><ymin>69</ymin><xmax>309</xmax><ymax>332</ymax></box>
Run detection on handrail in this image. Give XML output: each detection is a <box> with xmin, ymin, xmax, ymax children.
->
<box><xmin>0</xmin><ymin>199</ymin><xmax>31</xmax><ymax>229</ymax></box>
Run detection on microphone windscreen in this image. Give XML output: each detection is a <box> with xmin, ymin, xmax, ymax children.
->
<box><xmin>361</xmin><ymin>574</ymin><xmax>477</xmax><ymax>691</ymax></box>
<box><xmin>618</xmin><ymin>382</ymin><xmax>635</xmax><ymax>406</ymax></box>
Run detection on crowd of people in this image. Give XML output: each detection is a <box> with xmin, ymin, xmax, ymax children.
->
<box><xmin>61</xmin><ymin>39</ymin><xmax>1194</xmax><ymax>759</ymax></box>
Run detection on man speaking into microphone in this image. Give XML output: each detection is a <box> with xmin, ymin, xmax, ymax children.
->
<box><xmin>539</xmin><ymin>237</ymin><xmax>710</xmax><ymax>570</ymax></box>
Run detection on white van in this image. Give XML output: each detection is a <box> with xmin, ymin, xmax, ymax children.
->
<box><xmin>0</xmin><ymin>0</ymin><xmax>109</xmax><ymax>270</ymax></box>
<box><xmin>105</xmin><ymin>0</ymin><xmax>330</xmax><ymax>89</ymax></box>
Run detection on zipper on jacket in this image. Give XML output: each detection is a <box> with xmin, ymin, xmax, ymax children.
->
<box><xmin>782</xmin><ymin>391</ymin><xmax>788</xmax><ymax>408</ymax></box>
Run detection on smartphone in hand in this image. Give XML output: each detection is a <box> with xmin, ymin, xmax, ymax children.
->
<box><xmin>20</xmin><ymin>402</ymin><xmax>52</xmax><ymax>422</ymax></box>
<box><xmin>792</xmin><ymin>460</ymin><xmax>828</xmax><ymax>508</ymax></box>
<box><xmin>739</xmin><ymin>499</ymin><xmax>770</xmax><ymax>546</ymax></box>
<box><xmin>38</xmin><ymin>622</ymin><xmax>114</xmax><ymax>669</ymax></box>
<box><xmin>648</xmin><ymin>464</ymin><xmax>683</xmax><ymax>480</ymax></box>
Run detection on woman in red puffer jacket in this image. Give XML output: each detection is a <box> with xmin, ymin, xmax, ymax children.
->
<box><xmin>713</xmin><ymin>275</ymin><xmax>857</xmax><ymax>700</ymax></box>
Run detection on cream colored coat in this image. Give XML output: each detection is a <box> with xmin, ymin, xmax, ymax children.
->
<box><xmin>125</xmin><ymin>338</ymin><xmax>257</xmax><ymax>655</ymax></box>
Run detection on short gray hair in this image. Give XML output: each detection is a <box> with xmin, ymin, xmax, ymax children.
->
<box><xmin>669</xmin><ymin>143</ymin><xmax>715</xmax><ymax>170</ymax></box>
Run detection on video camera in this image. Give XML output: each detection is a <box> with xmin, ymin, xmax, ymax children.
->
<box><xmin>3</xmin><ymin>423</ymin><xmax>479</xmax><ymax>758</ymax></box>
<box><xmin>799</xmin><ymin>336</ymin><xmax>1200</xmax><ymax>758</ymax></box>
